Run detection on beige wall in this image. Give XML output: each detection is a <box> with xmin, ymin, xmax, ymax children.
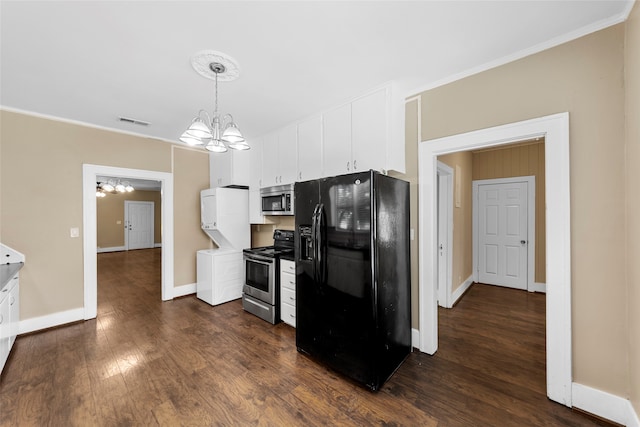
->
<box><xmin>251</xmin><ymin>216</ymin><xmax>295</xmax><ymax>248</ymax></box>
<box><xmin>472</xmin><ymin>141</ymin><xmax>546</xmax><ymax>283</ymax></box>
<box><xmin>0</xmin><ymin>110</ymin><xmax>209</xmax><ymax>320</ymax></box>
<box><xmin>625</xmin><ymin>1</ymin><xmax>640</xmax><ymax>414</ymax></box>
<box><xmin>173</xmin><ymin>147</ymin><xmax>212</xmax><ymax>286</ymax></box>
<box><xmin>416</xmin><ymin>25</ymin><xmax>627</xmax><ymax>396</ymax></box>
<box><xmin>437</xmin><ymin>151</ymin><xmax>473</xmax><ymax>294</ymax></box>
<box><xmin>97</xmin><ymin>190</ymin><xmax>162</xmax><ymax>248</ymax></box>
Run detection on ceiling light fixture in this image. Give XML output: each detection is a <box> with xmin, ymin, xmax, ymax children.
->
<box><xmin>179</xmin><ymin>50</ymin><xmax>249</xmax><ymax>152</ymax></box>
<box><xmin>97</xmin><ymin>179</ymin><xmax>135</xmax><ymax>197</ymax></box>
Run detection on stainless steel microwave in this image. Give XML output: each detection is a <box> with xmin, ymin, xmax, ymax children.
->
<box><xmin>261</xmin><ymin>184</ymin><xmax>294</xmax><ymax>216</ymax></box>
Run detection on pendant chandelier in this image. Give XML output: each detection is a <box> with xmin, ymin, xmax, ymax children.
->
<box><xmin>96</xmin><ymin>179</ymin><xmax>134</xmax><ymax>197</ymax></box>
<box><xmin>179</xmin><ymin>51</ymin><xmax>249</xmax><ymax>153</ymax></box>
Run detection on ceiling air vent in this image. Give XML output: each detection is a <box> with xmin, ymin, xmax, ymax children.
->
<box><xmin>118</xmin><ymin>116</ymin><xmax>150</xmax><ymax>126</ymax></box>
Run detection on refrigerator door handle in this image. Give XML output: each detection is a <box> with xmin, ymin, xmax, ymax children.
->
<box><xmin>311</xmin><ymin>203</ymin><xmax>320</xmax><ymax>283</ymax></box>
<box><xmin>317</xmin><ymin>203</ymin><xmax>327</xmax><ymax>285</ymax></box>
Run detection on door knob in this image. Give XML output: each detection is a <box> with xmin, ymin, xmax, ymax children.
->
<box><xmin>521</xmin><ymin>240</ymin><xmax>527</xmax><ymax>244</ymax></box>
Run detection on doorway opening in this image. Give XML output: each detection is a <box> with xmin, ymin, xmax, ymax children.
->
<box><xmin>419</xmin><ymin>113</ymin><xmax>571</xmax><ymax>406</ymax></box>
<box><xmin>82</xmin><ymin>164</ymin><xmax>175</xmax><ymax>320</ymax></box>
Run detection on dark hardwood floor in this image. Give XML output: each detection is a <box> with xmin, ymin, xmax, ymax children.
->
<box><xmin>0</xmin><ymin>249</ymin><xmax>613</xmax><ymax>426</ymax></box>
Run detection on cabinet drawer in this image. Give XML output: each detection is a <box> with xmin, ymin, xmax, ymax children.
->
<box><xmin>280</xmin><ymin>259</ymin><xmax>295</xmax><ymax>276</ymax></box>
<box><xmin>280</xmin><ymin>271</ymin><xmax>296</xmax><ymax>291</ymax></box>
<box><xmin>281</xmin><ymin>287</ymin><xmax>296</xmax><ymax>306</ymax></box>
<box><xmin>281</xmin><ymin>302</ymin><xmax>296</xmax><ymax>327</ymax></box>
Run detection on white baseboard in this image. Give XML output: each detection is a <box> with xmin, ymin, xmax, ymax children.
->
<box><xmin>411</xmin><ymin>328</ymin><xmax>420</xmax><ymax>349</ymax></box>
<box><xmin>154</xmin><ymin>243</ymin><xmax>162</xmax><ymax>248</ymax></box>
<box><xmin>97</xmin><ymin>246</ymin><xmax>125</xmax><ymax>253</ymax></box>
<box><xmin>572</xmin><ymin>382</ymin><xmax>639</xmax><ymax>426</ymax></box>
<box><xmin>18</xmin><ymin>307</ymin><xmax>85</xmax><ymax>335</ymax></box>
<box><xmin>450</xmin><ymin>275</ymin><xmax>474</xmax><ymax>307</ymax></box>
<box><xmin>172</xmin><ymin>283</ymin><xmax>196</xmax><ymax>298</ymax></box>
<box><xmin>529</xmin><ymin>282</ymin><xmax>547</xmax><ymax>293</ymax></box>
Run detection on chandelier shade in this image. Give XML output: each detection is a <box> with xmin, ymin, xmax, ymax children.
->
<box><xmin>179</xmin><ymin>51</ymin><xmax>249</xmax><ymax>153</ymax></box>
<box><xmin>96</xmin><ymin>179</ymin><xmax>135</xmax><ymax>197</ymax></box>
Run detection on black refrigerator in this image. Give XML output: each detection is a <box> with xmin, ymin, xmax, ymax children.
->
<box><xmin>294</xmin><ymin>170</ymin><xmax>411</xmax><ymax>391</ymax></box>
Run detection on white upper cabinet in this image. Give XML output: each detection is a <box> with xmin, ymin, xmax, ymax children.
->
<box><xmin>249</xmin><ymin>137</ymin><xmax>263</xmax><ymax>190</ymax></box>
<box><xmin>322</xmin><ymin>103</ymin><xmax>352</xmax><ymax>177</ymax></box>
<box><xmin>209</xmin><ymin>149</ymin><xmax>249</xmax><ymax>188</ymax></box>
<box><xmin>261</xmin><ymin>126</ymin><xmax>298</xmax><ymax>187</ymax></box>
<box><xmin>278</xmin><ymin>124</ymin><xmax>298</xmax><ymax>185</ymax></box>
<box><xmin>254</xmin><ymin>81</ymin><xmax>406</xmax><ymax>186</ymax></box>
<box><xmin>351</xmin><ymin>87</ymin><xmax>387</xmax><ymax>173</ymax></box>
<box><xmin>297</xmin><ymin>115</ymin><xmax>323</xmax><ymax>182</ymax></box>
<box><xmin>261</xmin><ymin>132</ymin><xmax>279</xmax><ymax>188</ymax></box>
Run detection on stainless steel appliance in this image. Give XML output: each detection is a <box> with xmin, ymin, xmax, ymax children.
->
<box><xmin>295</xmin><ymin>170</ymin><xmax>411</xmax><ymax>391</ymax></box>
<box><xmin>260</xmin><ymin>184</ymin><xmax>294</xmax><ymax>216</ymax></box>
<box><xmin>242</xmin><ymin>229</ymin><xmax>294</xmax><ymax>323</ymax></box>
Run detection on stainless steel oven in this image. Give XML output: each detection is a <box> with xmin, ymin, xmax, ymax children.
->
<box><xmin>242</xmin><ymin>229</ymin><xmax>294</xmax><ymax>324</ymax></box>
<box><xmin>243</xmin><ymin>253</ymin><xmax>276</xmax><ymax>305</ymax></box>
<box><xmin>260</xmin><ymin>184</ymin><xmax>294</xmax><ymax>216</ymax></box>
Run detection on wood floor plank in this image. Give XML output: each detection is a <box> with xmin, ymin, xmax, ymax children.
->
<box><xmin>0</xmin><ymin>249</ymin><xmax>617</xmax><ymax>426</ymax></box>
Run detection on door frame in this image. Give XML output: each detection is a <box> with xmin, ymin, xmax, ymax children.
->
<box><xmin>418</xmin><ymin>112</ymin><xmax>571</xmax><ymax>406</ymax></box>
<box><xmin>436</xmin><ymin>161</ymin><xmax>454</xmax><ymax>308</ymax></box>
<box><xmin>124</xmin><ymin>200</ymin><xmax>155</xmax><ymax>250</ymax></box>
<box><xmin>83</xmin><ymin>164</ymin><xmax>174</xmax><ymax>320</ymax></box>
<box><xmin>472</xmin><ymin>176</ymin><xmax>535</xmax><ymax>291</ymax></box>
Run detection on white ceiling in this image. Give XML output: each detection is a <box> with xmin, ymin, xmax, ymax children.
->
<box><xmin>0</xmin><ymin>1</ymin><xmax>633</xmax><ymax>146</ymax></box>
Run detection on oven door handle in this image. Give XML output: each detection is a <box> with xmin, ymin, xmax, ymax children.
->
<box><xmin>244</xmin><ymin>255</ymin><xmax>273</xmax><ymax>266</ymax></box>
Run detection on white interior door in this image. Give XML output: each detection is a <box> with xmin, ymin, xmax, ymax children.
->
<box><xmin>125</xmin><ymin>201</ymin><xmax>154</xmax><ymax>250</ymax></box>
<box><xmin>475</xmin><ymin>180</ymin><xmax>529</xmax><ymax>290</ymax></box>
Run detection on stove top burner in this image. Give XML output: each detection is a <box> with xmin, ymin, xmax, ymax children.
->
<box><xmin>243</xmin><ymin>229</ymin><xmax>294</xmax><ymax>259</ymax></box>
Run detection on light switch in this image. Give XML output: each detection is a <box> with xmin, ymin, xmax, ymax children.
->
<box><xmin>410</xmin><ymin>228</ymin><xmax>415</xmax><ymax>241</ymax></box>
<box><xmin>116</xmin><ymin>220</ymin><xmax>122</xmax><ymax>225</ymax></box>
<box><xmin>70</xmin><ymin>227</ymin><xmax>80</xmax><ymax>238</ymax></box>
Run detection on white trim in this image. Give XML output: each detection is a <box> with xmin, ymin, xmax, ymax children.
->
<box><xmin>172</xmin><ymin>283</ymin><xmax>197</xmax><ymax>298</ymax></box>
<box><xmin>411</xmin><ymin>328</ymin><xmax>420</xmax><ymax>350</ymax></box>
<box><xmin>572</xmin><ymin>382</ymin><xmax>636</xmax><ymax>426</ymax></box>
<box><xmin>83</xmin><ymin>164</ymin><xmax>175</xmax><ymax>321</ymax></box>
<box><xmin>531</xmin><ymin>282</ymin><xmax>547</xmax><ymax>293</ymax></box>
<box><xmin>437</xmin><ymin>161</ymin><xmax>454</xmax><ymax>308</ymax></box>
<box><xmin>418</xmin><ymin>112</ymin><xmax>571</xmax><ymax>406</ymax></box>
<box><xmin>406</xmin><ymin>10</ymin><xmax>631</xmax><ymax>99</ymax></box>
<box><xmin>450</xmin><ymin>275</ymin><xmax>474</xmax><ymax>307</ymax></box>
<box><xmin>96</xmin><ymin>246</ymin><xmax>126</xmax><ymax>253</ymax></box>
<box><xmin>18</xmin><ymin>308</ymin><xmax>84</xmax><ymax>335</ymax></box>
<box><xmin>472</xmin><ymin>176</ymin><xmax>536</xmax><ymax>292</ymax></box>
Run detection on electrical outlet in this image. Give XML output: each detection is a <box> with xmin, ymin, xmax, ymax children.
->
<box><xmin>70</xmin><ymin>227</ymin><xmax>80</xmax><ymax>238</ymax></box>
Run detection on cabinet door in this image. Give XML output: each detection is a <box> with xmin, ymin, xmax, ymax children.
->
<box><xmin>8</xmin><ymin>278</ymin><xmax>18</xmax><ymax>347</ymax></box>
<box><xmin>0</xmin><ymin>289</ymin><xmax>9</xmax><ymax>372</ymax></box>
<box><xmin>278</xmin><ymin>124</ymin><xmax>298</xmax><ymax>185</ymax></box>
<box><xmin>261</xmin><ymin>132</ymin><xmax>279</xmax><ymax>188</ymax></box>
<box><xmin>210</xmin><ymin>152</ymin><xmax>232</xmax><ymax>188</ymax></box>
<box><xmin>351</xmin><ymin>88</ymin><xmax>387</xmax><ymax>173</ymax></box>
<box><xmin>297</xmin><ymin>115</ymin><xmax>323</xmax><ymax>182</ymax></box>
<box><xmin>249</xmin><ymin>137</ymin><xmax>263</xmax><ymax>190</ymax></box>
<box><xmin>231</xmin><ymin>149</ymin><xmax>250</xmax><ymax>187</ymax></box>
<box><xmin>323</xmin><ymin>103</ymin><xmax>352</xmax><ymax>177</ymax></box>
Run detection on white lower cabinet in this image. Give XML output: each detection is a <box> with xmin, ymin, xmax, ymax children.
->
<box><xmin>1</xmin><ymin>275</ymin><xmax>19</xmax><ymax>374</ymax></box>
<box><xmin>280</xmin><ymin>259</ymin><xmax>296</xmax><ymax>327</ymax></box>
